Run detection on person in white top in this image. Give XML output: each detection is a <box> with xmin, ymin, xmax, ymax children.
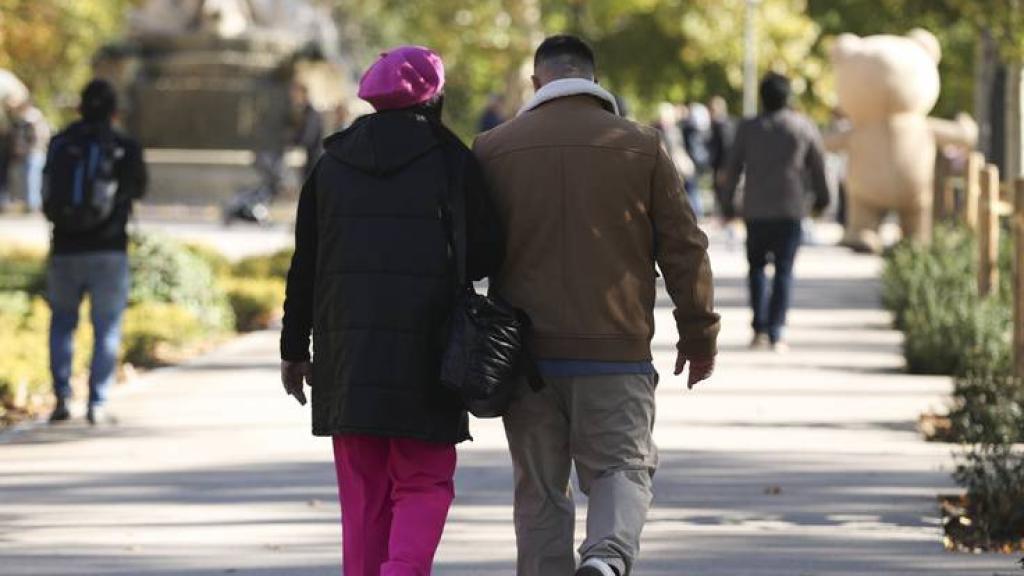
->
<box><xmin>12</xmin><ymin>100</ymin><xmax>50</xmax><ymax>212</ymax></box>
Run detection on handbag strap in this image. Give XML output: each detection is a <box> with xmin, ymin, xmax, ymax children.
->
<box><xmin>436</xmin><ymin>135</ymin><xmax>468</xmax><ymax>289</ymax></box>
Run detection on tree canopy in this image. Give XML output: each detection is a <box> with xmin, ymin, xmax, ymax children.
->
<box><xmin>0</xmin><ymin>0</ymin><xmax>138</xmax><ymax>124</ymax></box>
<box><xmin>331</xmin><ymin>0</ymin><xmax>1006</xmax><ymax>138</ymax></box>
<box><xmin>1</xmin><ymin>1</ymin><xmax>1020</xmax><ymax>140</ymax></box>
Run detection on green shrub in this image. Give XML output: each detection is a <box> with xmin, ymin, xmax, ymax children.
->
<box><xmin>222</xmin><ymin>277</ymin><xmax>286</xmax><ymax>332</ymax></box>
<box><xmin>0</xmin><ymin>297</ymin><xmax>91</xmax><ymax>409</ymax></box>
<box><xmin>121</xmin><ymin>302</ymin><xmax>209</xmax><ymax>367</ymax></box>
<box><xmin>949</xmin><ymin>372</ymin><xmax>1024</xmax><ymax>444</ymax></box>
<box><xmin>0</xmin><ymin>290</ymin><xmax>31</xmax><ymax>317</ymax></box>
<box><xmin>0</xmin><ymin>247</ymin><xmax>46</xmax><ymax>295</ymax></box>
<box><xmin>883</xmin><ymin>226</ymin><xmax>1012</xmax><ymax>376</ymax></box>
<box><xmin>954</xmin><ymin>445</ymin><xmax>1024</xmax><ymax>548</ymax></box>
<box><xmin>183</xmin><ymin>242</ymin><xmax>233</xmax><ymax>280</ymax></box>
<box><xmin>232</xmin><ymin>248</ymin><xmax>294</xmax><ymax>280</ymax></box>
<box><xmin>129</xmin><ymin>234</ymin><xmax>234</xmax><ymax>332</ymax></box>
<box><xmin>903</xmin><ymin>296</ymin><xmax>1011</xmax><ymax>376</ymax></box>
<box><xmin>881</xmin><ymin>227</ymin><xmax>975</xmax><ymax>331</ymax></box>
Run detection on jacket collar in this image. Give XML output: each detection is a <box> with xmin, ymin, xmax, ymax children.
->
<box><xmin>518</xmin><ymin>78</ymin><xmax>619</xmax><ymax>116</ymax></box>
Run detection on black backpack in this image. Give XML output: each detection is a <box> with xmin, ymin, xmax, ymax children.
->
<box><xmin>43</xmin><ymin>128</ymin><xmax>122</xmax><ymax>233</ymax></box>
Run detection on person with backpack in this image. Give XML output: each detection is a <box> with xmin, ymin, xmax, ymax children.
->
<box><xmin>278</xmin><ymin>46</ymin><xmax>503</xmax><ymax>575</ymax></box>
<box><xmin>45</xmin><ymin>79</ymin><xmax>147</xmax><ymax>425</ymax></box>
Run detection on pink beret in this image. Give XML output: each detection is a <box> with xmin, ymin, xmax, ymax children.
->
<box><xmin>358</xmin><ymin>46</ymin><xmax>446</xmax><ymax>111</ymax></box>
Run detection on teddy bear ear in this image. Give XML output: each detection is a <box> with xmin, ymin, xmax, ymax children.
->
<box><xmin>908</xmin><ymin>28</ymin><xmax>942</xmax><ymax>63</ymax></box>
<box><xmin>831</xmin><ymin>33</ymin><xmax>861</xmax><ymax>60</ymax></box>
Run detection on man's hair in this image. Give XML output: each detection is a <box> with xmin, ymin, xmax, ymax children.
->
<box><xmin>79</xmin><ymin>79</ymin><xmax>118</xmax><ymax>123</ymax></box>
<box><xmin>534</xmin><ymin>35</ymin><xmax>596</xmax><ymax>79</ymax></box>
<box><xmin>759</xmin><ymin>72</ymin><xmax>791</xmax><ymax>113</ymax></box>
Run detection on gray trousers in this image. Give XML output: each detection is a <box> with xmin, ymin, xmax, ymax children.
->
<box><xmin>502</xmin><ymin>373</ymin><xmax>658</xmax><ymax>576</ymax></box>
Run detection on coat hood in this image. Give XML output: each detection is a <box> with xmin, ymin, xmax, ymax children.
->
<box><xmin>323</xmin><ymin>110</ymin><xmax>441</xmax><ymax>176</ymax></box>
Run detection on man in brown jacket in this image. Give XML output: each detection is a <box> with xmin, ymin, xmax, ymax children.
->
<box><xmin>473</xmin><ymin>36</ymin><xmax>720</xmax><ymax>576</ymax></box>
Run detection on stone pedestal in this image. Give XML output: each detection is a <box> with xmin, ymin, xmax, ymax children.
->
<box><xmin>92</xmin><ymin>1</ymin><xmax>351</xmax><ymax>205</ymax></box>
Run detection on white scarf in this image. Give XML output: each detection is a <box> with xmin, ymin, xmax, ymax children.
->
<box><xmin>517</xmin><ymin>78</ymin><xmax>620</xmax><ymax>117</ymax></box>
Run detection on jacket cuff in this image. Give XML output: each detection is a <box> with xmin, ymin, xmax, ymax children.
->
<box><xmin>280</xmin><ymin>337</ymin><xmax>312</xmax><ymax>362</ymax></box>
<box><xmin>677</xmin><ymin>337</ymin><xmax>717</xmax><ymax>358</ymax></box>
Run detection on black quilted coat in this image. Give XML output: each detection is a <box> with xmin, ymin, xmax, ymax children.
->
<box><xmin>280</xmin><ymin>110</ymin><xmax>503</xmax><ymax>443</ymax></box>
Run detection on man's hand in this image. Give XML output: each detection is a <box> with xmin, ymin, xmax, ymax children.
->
<box><xmin>281</xmin><ymin>360</ymin><xmax>313</xmax><ymax>406</ymax></box>
<box><xmin>674</xmin><ymin>352</ymin><xmax>715</xmax><ymax>389</ymax></box>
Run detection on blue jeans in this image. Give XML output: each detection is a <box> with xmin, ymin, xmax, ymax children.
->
<box><xmin>684</xmin><ymin>177</ymin><xmax>704</xmax><ymax>219</ymax></box>
<box><xmin>48</xmin><ymin>252</ymin><xmax>130</xmax><ymax>407</ymax></box>
<box><xmin>746</xmin><ymin>219</ymin><xmax>802</xmax><ymax>342</ymax></box>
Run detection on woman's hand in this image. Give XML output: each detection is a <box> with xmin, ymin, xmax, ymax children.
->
<box><xmin>281</xmin><ymin>360</ymin><xmax>313</xmax><ymax>405</ymax></box>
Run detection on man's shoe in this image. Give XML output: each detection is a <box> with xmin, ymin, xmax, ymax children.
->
<box><xmin>750</xmin><ymin>333</ymin><xmax>771</xmax><ymax>350</ymax></box>
<box><xmin>576</xmin><ymin>558</ymin><xmax>619</xmax><ymax>576</ymax></box>
<box><xmin>772</xmin><ymin>340</ymin><xmax>791</xmax><ymax>354</ymax></box>
<box><xmin>48</xmin><ymin>400</ymin><xmax>71</xmax><ymax>423</ymax></box>
<box><xmin>86</xmin><ymin>406</ymin><xmax>118</xmax><ymax>426</ymax></box>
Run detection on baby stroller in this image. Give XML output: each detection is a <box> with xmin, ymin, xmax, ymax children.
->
<box><xmin>222</xmin><ymin>150</ymin><xmax>284</xmax><ymax>226</ymax></box>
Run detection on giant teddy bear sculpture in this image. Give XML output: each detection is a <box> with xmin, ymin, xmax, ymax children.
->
<box><xmin>828</xmin><ymin>28</ymin><xmax>977</xmax><ymax>253</ymax></box>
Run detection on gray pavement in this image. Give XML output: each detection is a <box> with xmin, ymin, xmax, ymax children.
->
<box><xmin>1</xmin><ymin>232</ymin><xmax>1019</xmax><ymax>575</ymax></box>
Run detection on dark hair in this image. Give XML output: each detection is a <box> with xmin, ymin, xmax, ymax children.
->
<box><xmin>534</xmin><ymin>35</ymin><xmax>596</xmax><ymax>77</ymax></box>
<box><xmin>759</xmin><ymin>72</ymin><xmax>791</xmax><ymax>113</ymax></box>
<box><xmin>411</xmin><ymin>93</ymin><xmax>445</xmax><ymax>123</ymax></box>
<box><xmin>79</xmin><ymin>79</ymin><xmax>118</xmax><ymax>123</ymax></box>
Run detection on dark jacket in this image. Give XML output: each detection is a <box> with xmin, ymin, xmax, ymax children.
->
<box><xmin>280</xmin><ymin>110</ymin><xmax>503</xmax><ymax>443</ymax></box>
<box><xmin>720</xmin><ymin>108</ymin><xmax>830</xmax><ymax>221</ymax></box>
<box><xmin>48</xmin><ymin>121</ymin><xmax>147</xmax><ymax>254</ymax></box>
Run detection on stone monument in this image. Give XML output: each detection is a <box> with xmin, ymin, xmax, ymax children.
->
<box><xmin>94</xmin><ymin>0</ymin><xmax>350</xmax><ymax>204</ymax></box>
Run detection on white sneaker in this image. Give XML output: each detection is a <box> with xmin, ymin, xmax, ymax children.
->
<box><xmin>576</xmin><ymin>558</ymin><xmax>618</xmax><ymax>576</ymax></box>
<box><xmin>750</xmin><ymin>333</ymin><xmax>772</xmax><ymax>350</ymax></box>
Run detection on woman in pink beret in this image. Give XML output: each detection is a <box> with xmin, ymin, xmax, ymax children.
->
<box><xmin>279</xmin><ymin>46</ymin><xmax>503</xmax><ymax>575</ymax></box>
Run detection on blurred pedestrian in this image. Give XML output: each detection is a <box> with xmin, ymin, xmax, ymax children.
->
<box><xmin>474</xmin><ymin>35</ymin><xmax>719</xmax><ymax>576</ymax></box>
<box><xmin>11</xmin><ymin>100</ymin><xmax>50</xmax><ymax>212</ymax></box>
<box><xmin>44</xmin><ymin>79</ymin><xmax>148</xmax><ymax>424</ymax></box>
<box><xmin>653</xmin><ymin>102</ymin><xmax>695</xmax><ymax>181</ymax></box>
<box><xmin>289</xmin><ymin>82</ymin><xmax>323</xmax><ymax>181</ymax></box>
<box><xmin>680</xmin><ymin>102</ymin><xmax>712</xmax><ymax>218</ymax></box>
<box><xmin>826</xmin><ymin>107</ymin><xmax>851</xmax><ymax>226</ymax></box>
<box><xmin>478</xmin><ymin>93</ymin><xmax>506</xmax><ymax>132</ymax></box>
<box><xmin>708</xmin><ymin>95</ymin><xmax>736</xmax><ymax>220</ymax></box>
<box><xmin>720</xmin><ymin>72</ymin><xmax>830</xmax><ymax>352</ymax></box>
<box><xmin>279</xmin><ymin>46</ymin><xmax>503</xmax><ymax>576</ymax></box>
<box><xmin>0</xmin><ymin>102</ymin><xmax>13</xmax><ymax>212</ymax></box>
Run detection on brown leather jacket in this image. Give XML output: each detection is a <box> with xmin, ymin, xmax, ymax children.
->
<box><xmin>473</xmin><ymin>93</ymin><xmax>719</xmax><ymax>361</ymax></box>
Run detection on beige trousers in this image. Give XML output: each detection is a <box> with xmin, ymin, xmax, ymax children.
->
<box><xmin>502</xmin><ymin>373</ymin><xmax>659</xmax><ymax>576</ymax></box>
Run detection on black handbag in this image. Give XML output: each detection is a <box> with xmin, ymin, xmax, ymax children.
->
<box><xmin>435</xmin><ymin>140</ymin><xmax>543</xmax><ymax>418</ymax></box>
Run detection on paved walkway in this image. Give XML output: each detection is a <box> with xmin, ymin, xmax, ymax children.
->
<box><xmin>1</xmin><ymin>232</ymin><xmax>1018</xmax><ymax>575</ymax></box>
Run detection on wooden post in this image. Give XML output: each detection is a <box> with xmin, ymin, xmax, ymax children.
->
<box><xmin>978</xmin><ymin>165</ymin><xmax>1000</xmax><ymax>297</ymax></box>
<box><xmin>964</xmin><ymin>152</ymin><xmax>985</xmax><ymax>229</ymax></box>
<box><xmin>1014</xmin><ymin>178</ymin><xmax>1024</xmax><ymax>378</ymax></box>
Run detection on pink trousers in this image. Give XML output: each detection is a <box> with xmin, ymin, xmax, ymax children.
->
<box><xmin>332</xmin><ymin>435</ymin><xmax>456</xmax><ymax>576</ymax></box>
